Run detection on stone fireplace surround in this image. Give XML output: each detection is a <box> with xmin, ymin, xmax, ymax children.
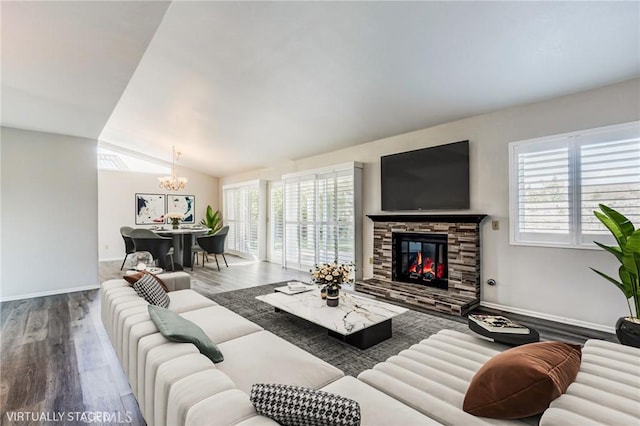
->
<box><xmin>356</xmin><ymin>214</ymin><xmax>487</xmax><ymax>316</ymax></box>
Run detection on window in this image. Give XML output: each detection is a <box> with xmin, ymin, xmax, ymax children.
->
<box><xmin>284</xmin><ymin>175</ymin><xmax>317</xmax><ymax>269</ymax></box>
<box><xmin>97</xmin><ymin>145</ymin><xmax>170</xmax><ymax>174</ymax></box>
<box><xmin>283</xmin><ymin>163</ymin><xmax>362</xmax><ymax>270</ymax></box>
<box><xmin>510</xmin><ymin>121</ymin><xmax>640</xmax><ymax>248</ymax></box>
<box><xmin>223</xmin><ymin>181</ymin><xmax>260</xmax><ymax>258</ymax></box>
<box><xmin>268</xmin><ymin>182</ymin><xmax>284</xmax><ymax>263</ymax></box>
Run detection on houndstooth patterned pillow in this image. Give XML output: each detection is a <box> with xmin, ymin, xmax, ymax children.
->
<box><xmin>133</xmin><ymin>273</ymin><xmax>169</xmax><ymax>308</ymax></box>
<box><xmin>250</xmin><ymin>383</ymin><xmax>361</xmax><ymax>426</ymax></box>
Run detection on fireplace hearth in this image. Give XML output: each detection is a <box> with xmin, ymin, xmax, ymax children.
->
<box><xmin>393</xmin><ymin>232</ymin><xmax>448</xmax><ymax>290</ymax></box>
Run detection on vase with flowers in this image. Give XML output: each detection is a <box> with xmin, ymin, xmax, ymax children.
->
<box><xmin>310</xmin><ymin>261</ymin><xmax>354</xmax><ymax>307</ymax></box>
<box><xmin>166</xmin><ymin>212</ymin><xmax>184</xmax><ymax>229</ymax></box>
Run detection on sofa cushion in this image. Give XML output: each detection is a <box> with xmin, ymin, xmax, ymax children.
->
<box><xmin>102</xmin><ymin>288</ymin><xmax>138</xmax><ymax>333</ymax></box>
<box><xmin>321</xmin><ymin>376</ymin><xmax>438</xmax><ymax>426</ymax></box>
<box><xmin>154</xmin><ymin>353</ymin><xmax>217</xmax><ymax>426</ymax></box>
<box><xmin>109</xmin><ymin>296</ymin><xmax>147</xmax><ymax>341</ymax></box>
<box><xmin>167</xmin><ymin>289</ymin><xmax>218</xmax><ymax>311</ymax></box>
<box><xmin>250</xmin><ymin>383</ymin><xmax>361</xmax><ymax>426</ymax></box>
<box><xmin>156</xmin><ymin>271</ymin><xmax>191</xmax><ymax>291</ymax></box>
<box><xmin>148</xmin><ymin>305</ymin><xmax>224</xmax><ymax>363</ymax></box>
<box><xmin>122</xmin><ymin>294</ymin><xmax>215</xmax><ymax>381</ymax></box>
<box><xmin>133</xmin><ymin>274</ymin><xmax>170</xmax><ymax>307</ymax></box>
<box><xmin>358</xmin><ymin>330</ymin><xmax>530</xmax><ymax>425</ymax></box>
<box><xmin>139</xmin><ymin>341</ymin><xmax>199</xmax><ymax>418</ymax></box>
<box><xmin>540</xmin><ymin>339</ymin><xmax>640</xmax><ymax>426</ymax></box>
<box><xmin>186</xmin><ymin>389</ymin><xmax>280</xmax><ymax>426</ymax></box>
<box><xmin>181</xmin><ymin>306</ymin><xmax>263</xmax><ymax>344</ymax></box>
<box><xmin>138</xmin><ymin>333</ymin><xmax>200</xmax><ymax>418</ymax></box>
<box><xmin>463</xmin><ymin>341</ymin><xmax>582</xmax><ymax>419</ymax></box>
<box><xmin>217</xmin><ymin>331</ymin><xmax>344</xmax><ymax>394</ymax></box>
<box><xmin>166</xmin><ymin>369</ymin><xmax>237</xmax><ymax>426</ymax></box>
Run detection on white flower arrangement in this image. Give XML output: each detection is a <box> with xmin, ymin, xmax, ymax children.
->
<box><xmin>166</xmin><ymin>212</ymin><xmax>184</xmax><ymax>220</ymax></box>
<box><xmin>166</xmin><ymin>212</ymin><xmax>184</xmax><ymax>226</ymax></box>
<box><xmin>310</xmin><ymin>261</ymin><xmax>354</xmax><ymax>287</ymax></box>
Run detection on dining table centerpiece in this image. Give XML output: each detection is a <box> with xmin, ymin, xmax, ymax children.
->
<box><xmin>310</xmin><ymin>261</ymin><xmax>354</xmax><ymax>307</ymax></box>
<box><xmin>166</xmin><ymin>212</ymin><xmax>184</xmax><ymax>229</ymax></box>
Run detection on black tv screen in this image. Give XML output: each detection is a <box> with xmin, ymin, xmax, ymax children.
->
<box><xmin>381</xmin><ymin>140</ymin><xmax>470</xmax><ymax>211</ymax></box>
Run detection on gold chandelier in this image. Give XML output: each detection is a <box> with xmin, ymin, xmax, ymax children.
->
<box><xmin>158</xmin><ymin>146</ymin><xmax>187</xmax><ymax>191</ymax></box>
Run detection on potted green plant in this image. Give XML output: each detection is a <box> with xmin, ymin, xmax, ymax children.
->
<box><xmin>200</xmin><ymin>205</ymin><xmax>222</xmax><ymax>234</ymax></box>
<box><xmin>591</xmin><ymin>204</ymin><xmax>640</xmax><ymax>348</ymax></box>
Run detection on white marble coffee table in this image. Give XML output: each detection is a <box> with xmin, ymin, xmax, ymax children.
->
<box><xmin>256</xmin><ymin>289</ymin><xmax>408</xmax><ymax>349</ymax></box>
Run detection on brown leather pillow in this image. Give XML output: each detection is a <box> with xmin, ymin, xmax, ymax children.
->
<box><xmin>123</xmin><ymin>271</ymin><xmax>169</xmax><ymax>292</ymax></box>
<box><xmin>123</xmin><ymin>271</ymin><xmax>144</xmax><ymax>285</ymax></box>
<box><xmin>463</xmin><ymin>341</ymin><xmax>582</xmax><ymax>419</ymax></box>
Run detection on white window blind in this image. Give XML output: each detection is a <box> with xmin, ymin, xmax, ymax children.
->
<box><xmin>223</xmin><ymin>182</ymin><xmax>260</xmax><ymax>258</ymax></box>
<box><xmin>283</xmin><ymin>164</ymin><xmax>358</xmax><ymax>271</ymax></box>
<box><xmin>268</xmin><ymin>183</ymin><xmax>284</xmax><ymax>263</ymax></box>
<box><xmin>510</xmin><ymin>121</ymin><xmax>640</xmax><ymax>248</ymax></box>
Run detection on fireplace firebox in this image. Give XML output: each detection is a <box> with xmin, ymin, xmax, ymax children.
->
<box><xmin>392</xmin><ymin>232</ymin><xmax>448</xmax><ymax>290</ymax></box>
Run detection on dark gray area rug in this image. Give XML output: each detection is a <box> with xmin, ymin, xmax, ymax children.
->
<box><xmin>208</xmin><ymin>283</ymin><xmax>472</xmax><ymax>377</ymax></box>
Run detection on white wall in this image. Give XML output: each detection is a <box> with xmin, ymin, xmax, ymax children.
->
<box><xmin>1</xmin><ymin>127</ymin><xmax>99</xmax><ymax>300</ymax></box>
<box><xmin>98</xmin><ymin>165</ymin><xmax>219</xmax><ymax>261</ymax></box>
<box><xmin>221</xmin><ymin>78</ymin><xmax>640</xmax><ymax>331</ymax></box>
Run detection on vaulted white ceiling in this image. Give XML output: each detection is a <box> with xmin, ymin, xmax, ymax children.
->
<box><xmin>1</xmin><ymin>1</ymin><xmax>171</xmax><ymax>139</ymax></box>
<box><xmin>3</xmin><ymin>1</ymin><xmax>639</xmax><ymax>177</ymax></box>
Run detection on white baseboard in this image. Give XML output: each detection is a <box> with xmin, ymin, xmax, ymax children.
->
<box><xmin>0</xmin><ymin>284</ymin><xmax>100</xmax><ymax>302</ymax></box>
<box><xmin>479</xmin><ymin>301</ymin><xmax>616</xmax><ymax>334</ymax></box>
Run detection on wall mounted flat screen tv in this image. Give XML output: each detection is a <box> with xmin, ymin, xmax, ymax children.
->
<box><xmin>381</xmin><ymin>140</ymin><xmax>470</xmax><ymax>211</ymax></box>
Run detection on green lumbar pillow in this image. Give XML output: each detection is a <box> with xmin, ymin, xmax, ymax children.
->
<box><xmin>148</xmin><ymin>305</ymin><xmax>224</xmax><ymax>363</ymax></box>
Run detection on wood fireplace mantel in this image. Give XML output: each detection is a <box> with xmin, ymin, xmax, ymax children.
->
<box><xmin>367</xmin><ymin>214</ymin><xmax>487</xmax><ymax>224</ymax></box>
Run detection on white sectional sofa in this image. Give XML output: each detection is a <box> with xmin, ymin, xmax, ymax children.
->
<box><xmin>101</xmin><ymin>280</ymin><xmax>433</xmax><ymax>426</ymax></box>
<box><xmin>101</xmin><ymin>280</ymin><xmax>640</xmax><ymax>426</ymax></box>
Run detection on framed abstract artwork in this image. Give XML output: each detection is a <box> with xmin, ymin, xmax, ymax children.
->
<box><xmin>167</xmin><ymin>194</ymin><xmax>195</xmax><ymax>224</ymax></box>
<box><xmin>135</xmin><ymin>193</ymin><xmax>166</xmax><ymax>225</ymax></box>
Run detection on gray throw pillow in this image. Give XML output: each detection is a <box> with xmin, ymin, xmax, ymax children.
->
<box><xmin>133</xmin><ymin>274</ymin><xmax>170</xmax><ymax>307</ymax></box>
<box><xmin>147</xmin><ymin>305</ymin><xmax>224</xmax><ymax>363</ymax></box>
<box><xmin>250</xmin><ymin>383</ymin><xmax>361</xmax><ymax>426</ymax></box>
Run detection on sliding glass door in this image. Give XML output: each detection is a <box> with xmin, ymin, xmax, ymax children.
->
<box><xmin>267</xmin><ymin>181</ymin><xmax>283</xmax><ymax>264</ymax></box>
<box><xmin>223</xmin><ymin>182</ymin><xmax>260</xmax><ymax>259</ymax></box>
<box><xmin>283</xmin><ymin>163</ymin><xmax>361</xmax><ymax>271</ymax></box>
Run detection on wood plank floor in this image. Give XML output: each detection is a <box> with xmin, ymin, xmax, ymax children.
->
<box><xmin>2</xmin><ymin>255</ymin><xmax>616</xmax><ymax>425</ymax></box>
<box><xmin>100</xmin><ymin>254</ymin><xmax>310</xmax><ymax>297</ymax></box>
<box><xmin>0</xmin><ymin>290</ymin><xmax>146</xmax><ymax>426</ymax></box>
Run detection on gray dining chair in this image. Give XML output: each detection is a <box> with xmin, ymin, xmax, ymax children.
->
<box><xmin>191</xmin><ymin>226</ymin><xmax>229</xmax><ymax>271</ymax></box>
<box><xmin>120</xmin><ymin>226</ymin><xmax>136</xmax><ymax>270</ymax></box>
<box><xmin>130</xmin><ymin>228</ymin><xmax>175</xmax><ymax>270</ymax></box>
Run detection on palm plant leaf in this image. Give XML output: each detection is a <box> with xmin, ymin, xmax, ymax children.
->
<box><xmin>600</xmin><ymin>204</ymin><xmax>635</xmax><ymax>237</ymax></box>
<box><xmin>622</xmin><ymin>230</ymin><xmax>640</xmax><ymax>278</ymax></box>
<box><xmin>590</xmin><ymin>268</ymin><xmax>632</xmax><ymax>298</ymax></box>
<box><xmin>594</xmin><ymin>204</ymin><xmax>634</xmax><ymax>247</ymax></box>
<box><xmin>594</xmin><ymin>211</ymin><xmax>627</xmax><ymax>246</ymax></box>
<box><xmin>200</xmin><ymin>205</ymin><xmax>222</xmax><ymax>234</ymax></box>
<box><xmin>592</xmin><ymin>205</ymin><xmax>640</xmax><ymax>319</ymax></box>
<box><xmin>593</xmin><ymin>241</ymin><xmax>623</xmax><ymax>263</ymax></box>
